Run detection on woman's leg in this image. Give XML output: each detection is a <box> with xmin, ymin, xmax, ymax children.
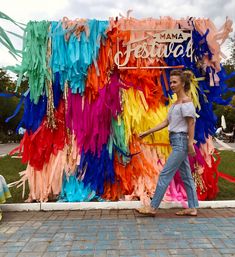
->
<box><xmin>150</xmin><ymin>149</ymin><xmax>186</xmax><ymax>209</ymax></box>
<box><xmin>178</xmin><ymin>158</ymin><xmax>199</xmax><ymax>208</ymax></box>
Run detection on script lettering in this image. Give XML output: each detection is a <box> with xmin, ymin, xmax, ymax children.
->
<box><xmin>114</xmin><ymin>29</ymin><xmax>193</xmax><ymax>68</ymax></box>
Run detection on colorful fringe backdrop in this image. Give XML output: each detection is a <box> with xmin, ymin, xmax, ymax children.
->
<box><xmin>8</xmin><ymin>15</ymin><xmax>233</xmax><ymax>204</ymax></box>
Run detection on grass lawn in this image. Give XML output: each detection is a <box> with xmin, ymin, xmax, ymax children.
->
<box><xmin>0</xmin><ymin>155</ymin><xmax>28</xmax><ymax>203</ymax></box>
<box><xmin>0</xmin><ymin>150</ymin><xmax>235</xmax><ymax>203</ymax></box>
<box><xmin>216</xmin><ymin>150</ymin><xmax>235</xmax><ymax>200</ymax></box>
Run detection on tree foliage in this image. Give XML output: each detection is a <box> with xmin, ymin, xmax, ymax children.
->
<box><xmin>0</xmin><ymin>69</ymin><xmax>28</xmax><ymax>141</ymax></box>
<box><xmin>213</xmin><ymin>34</ymin><xmax>235</xmax><ymax>131</ymax></box>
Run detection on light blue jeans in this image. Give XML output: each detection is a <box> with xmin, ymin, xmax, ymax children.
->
<box><xmin>151</xmin><ymin>132</ymin><xmax>199</xmax><ymax>209</ymax></box>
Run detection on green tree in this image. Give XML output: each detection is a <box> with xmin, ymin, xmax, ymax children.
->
<box><xmin>226</xmin><ymin>33</ymin><xmax>235</xmax><ymax>68</ymax></box>
<box><xmin>213</xmin><ymin>34</ymin><xmax>235</xmax><ymax>131</ymax></box>
<box><xmin>0</xmin><ymin>69</ymin><xmax>27</xmax><ymax>142</ymax></box>
<box><xmin>0</xmin><ymin>69</ymin><xmax>15</xmax><ymax>92</ymax></box>
<box><xmin>0</xmin><ymin>12</ymin><xmax>27</xmax><ymax>142</ymax></box>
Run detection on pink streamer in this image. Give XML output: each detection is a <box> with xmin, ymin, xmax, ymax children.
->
<box><xmin>66</xmin><ymin>72</ymin><xmax>122</xmax><ymax>155</ymax></box>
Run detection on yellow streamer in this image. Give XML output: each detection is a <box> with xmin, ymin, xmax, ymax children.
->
<box><xmin>122</xmin><ymin>88</ymin><xmax>171</xmax><ymax>157</ymax></box>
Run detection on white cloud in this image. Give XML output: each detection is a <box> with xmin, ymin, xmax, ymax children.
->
<box><xmin>1</xmin><ymin>0</ymin><xmax>69</xmax><ymax>22</ymax></box>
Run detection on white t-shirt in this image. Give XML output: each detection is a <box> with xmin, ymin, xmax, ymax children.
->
<box><xmin>168</xmin><ymin>102</ymin><xmax>196</xmax><ymax>133</ymax></box>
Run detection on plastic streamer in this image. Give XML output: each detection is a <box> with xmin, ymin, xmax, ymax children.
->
<box><xmin>15</xmin><ymin>21</ymin><xmax>50</xmax><ymax>104</ymax></box>
<box><xmin>59</xmin><ymin>173</ymin><xmax>99</xmax><ymax>202</ymax></box>
<box><xmin>5</xmin><ymin>90</ymin><xmax>28</xmax><ymax>123</ymax></box>
<box><xmin>78</xmin><ymin>144</ymin><xmax>115</xmax><ymax>196</ymax></box>
<box><xmin>66</xmin><ymin>72</ymin><xmax>122</xmax><ymax>155</ymax></box>
<box><xmin>50</xmin><ymin>19</ymin><xmax>109</xmax><ymax>94</ymax></box>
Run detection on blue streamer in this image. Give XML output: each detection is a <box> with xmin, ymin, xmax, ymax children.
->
<box><xmin>78</xmin><ymin>145</ymin><xmax>115</xmax><ymax>196</ymax></box>
<box><xmin>50</xmin><ymin>21</ymin><xmax>68</xmax><ymax>91</ymax></box>
<box><xmin>113</xmin><ymin>143</ymin><xmax>140</xmax><ymax>158</ymax></box>
<box><xmin>5</xmin><ymin>89</ymin><xmax>29</xmax><ymax>123</ymax></box>
<box><xmin>16</xmin><ymin>72</ymin><xmax>62</xmax><ymax>133</ymax></box>
<box><xmin>50</xmin><ymin>19</ymin><xmax>109</xmax><ymax>94</ymax></box>
<box><xmin>0</xmin><ymin>92</ymin><xmax>17</xmax><ymax>98</ymax></box>
<box><xmin>59</xmin><ymin>172</ymin><xmax>103</xmax><ymax>202</ymax></box>
<box><xmin>162</xmin><ymin>22</ymin><xmax>234</xmax><ymax>144</ymax></box>
<box><xmin>195</xmin><ymin>93</ymin><xmax>217</xmax><ymax>144</ymax></box>
<box><xmin>17</xmin><ymin>91</ymin><xmax>47</xmax><ymax>133</ymax></box>
<box><xmin>53</xmin><ymin>72</ymin><xmax>62</xmax><ymax>109</ymax></box>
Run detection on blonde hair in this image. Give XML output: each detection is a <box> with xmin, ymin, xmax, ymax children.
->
<box><xmin>170</xmin><ymin>70</ymin><xmax>193</xmax><ymax>92</ymax></box>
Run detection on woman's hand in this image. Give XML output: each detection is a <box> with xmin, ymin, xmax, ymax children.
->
<box><xmin>139</xmin><ymin>131</ymin><xmax>149</xmax><ymax>139</ymax></box>
<box><xmin>188</xmin><ymin>143</ymin><xmax>196</xmax><ymax>157</ymax></box>
<box><xmin>139</xmin><ymin>120</ymin><xmax>168</xmax><ymax>140</ymax></box>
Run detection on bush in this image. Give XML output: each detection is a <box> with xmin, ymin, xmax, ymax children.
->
<box><xmin>0</xmin><ymin>130</ymin><xmax>22</xmax><ymax>143</ymax></box>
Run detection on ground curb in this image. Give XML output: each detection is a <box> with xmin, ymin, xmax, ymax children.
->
<box><xmin>1</xmin><ymin>200</ymin><xmax>235</xmax><ymax>212</ymax></box>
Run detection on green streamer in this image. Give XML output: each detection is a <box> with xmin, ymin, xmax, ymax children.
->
<box><xmin>108</xmin><ymin>116</ymin><xmax>130</xmax><ymax>164</ymax></box>
<box><xmin>16</xmin><ymin>21</ymin><xmax>50</xmax><ymax>104</ymax></box>
<box><xmin>0</xmin><ymin>11</ymin><xmax>23</xmax><ymax>59</ymax></box>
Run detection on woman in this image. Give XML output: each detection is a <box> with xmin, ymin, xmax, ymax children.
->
<box><xmin>138</xmin><ymin>69</ymin><xmax>199</xmax><ymax>216</ymax></box>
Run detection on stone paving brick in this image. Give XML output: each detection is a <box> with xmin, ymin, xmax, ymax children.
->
<box><xmin>155</xmin><ymin>250</ymin><xmax>170</xmax><ymax>257</ymax></box>
<box><xmin>1</xmin><ymin>208</ymin><xmax>235</xmax><ymax>256</ymax></box>
<box><xmin>75</xmin><ymin>235</ymin><xmax>97</xmax><ymax>241</ymax></box>
<box><xmin>169</xmin><ymin>248</ymin><xmax>196</xmax><ymax>255</ymax></box>
<box><xmin>106</xmin><ymin>249</ymin><xmax>119</xmax><ymax>255</ymax></box>
<box><xmin>221</xmin><ymin>238</ymin><xmax>235</xmax><ymax>248</ymax></box>
<box><xmin>7</xmin><ymin>233</ymin><xmax>31</xmax><ymax>242</ymax></box>
<box><xmin>47</xmin><ymin>240</ymin><xmax>72</xmax><ymax>252</ymax></box>
<box><xmin>189</xmin><ymin>243</ymin><xmax>215</xmax><ymax>249</ymax></box>
<box><xmin>68</xmin><ymin>250</ymin><xmax>94</xmax><ymax>256</ymax></box>
<box><xmin>0</xmin><ymin>234</ymin><xmax>11</xmax><ymax>243</ymax></box>
<box><xmin>208</xmin><ymin>238</ymin><xmax>227</xmax><ymax>248</ymax></box>
<box><xmin>42</xmin><ymin>252</ymin><xmax>69</xmax><ymax>257</ymax></box>
<box><xmin>22</xmin><ymin>241</ymin><xmax>50</xmax><ymax>252</ymax></box>
<box><xmin>95</xmin><ymin>240</ymin><xmax>119</xmax><ymax>250</ymax></box>
<box><xmin>119</xmin><ymin>249</ymin><xmax>142</xmax><ymax>256</ymax></box>
<box><xmin>94</xmin><ymin>250</ymin><xmax>107</xmax><ymax>257</ymax></box>
<box><xmin>194</xmin><ymin>249</ymin><xmax>224</xmax><ymax>256</ymax></box>
<box><xmin>0</xmin><ymin>245</ymin><xmax>23</xmax><ymax>253</ymax></box>
<box><xmin>170</xmin><ymin>255</ymin><xmax>194</xmax><ymax>257</ymax></box>
<box><xmin>29</xmin><ymin>234</ymin><xmax>55</xmax><ymax>242</ymax></box>
<box><xmin>17</xmin><ymin>252</ymin><xmax>44</xmax><ymax>257</ymax></box>
<box><xmin>71</xmin><ymin>240</ymin><xmax>96</xmax><ymax>251</ymax></box>
<box><xmin>219</xmin><ymin>248</ymin><xmax>235</xmax><ymax>254</ymax></box>
<box><xmin>2</xmin><ymin>254</ymin><xmax>19</xmax><ymax>257</ymax></box>
<box><xmin>5</xmin><ymin>226</ymin><xmax>20</xmax><ymax>234</ymax></box>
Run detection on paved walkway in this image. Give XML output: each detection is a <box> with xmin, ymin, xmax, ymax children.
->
<box><xmin>0</xmin><ymin>144</ymin><xmax>18</xmax><ymax>156</ymax></box>
<box><xmin>214</xmin><ymin>139</ymin><xmax>235</xmax><ymax>151</ymax></box>
<box><xmin>1</xmin><ymin>208</ymin><xmax>235</xmax><ymax>257</ymax></box>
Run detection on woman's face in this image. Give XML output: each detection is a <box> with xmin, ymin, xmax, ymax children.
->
<box><xmin>170</xmin><ymin>75</ymin><xmax>184</xmax><ymax>93</ymax></box>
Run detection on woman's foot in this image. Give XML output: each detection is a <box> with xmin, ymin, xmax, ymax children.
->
<box><xmin>175</xmin><ymin>208</ymin><xmax>197</xmax><ymax>216</ymax></box>
<box><xmin>136</xmin><ymin>206</ymin><xmax>157</xmax><ymax>216</ymax></box>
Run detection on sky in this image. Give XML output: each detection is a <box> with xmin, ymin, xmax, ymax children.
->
<box><xmin>0</xmin><ymin>0</ymin><xmax>234</xmax><ymax>72</ymax></box>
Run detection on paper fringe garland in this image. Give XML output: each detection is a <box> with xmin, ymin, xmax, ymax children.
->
<box><xmin>7</xmin><ymin>16</ymin><xmax>234</xmax><ymax>204</ymax></box>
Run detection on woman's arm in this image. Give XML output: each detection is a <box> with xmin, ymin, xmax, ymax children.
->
<box><xmin>186</xmin><ymin>116</ymin><xmax>196</xmax><ymax>156</ymax></box>
<box><xmin>139</xmin><ymin>118</ymin><xmax>169</xmax><ymax>138</ymax></box>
